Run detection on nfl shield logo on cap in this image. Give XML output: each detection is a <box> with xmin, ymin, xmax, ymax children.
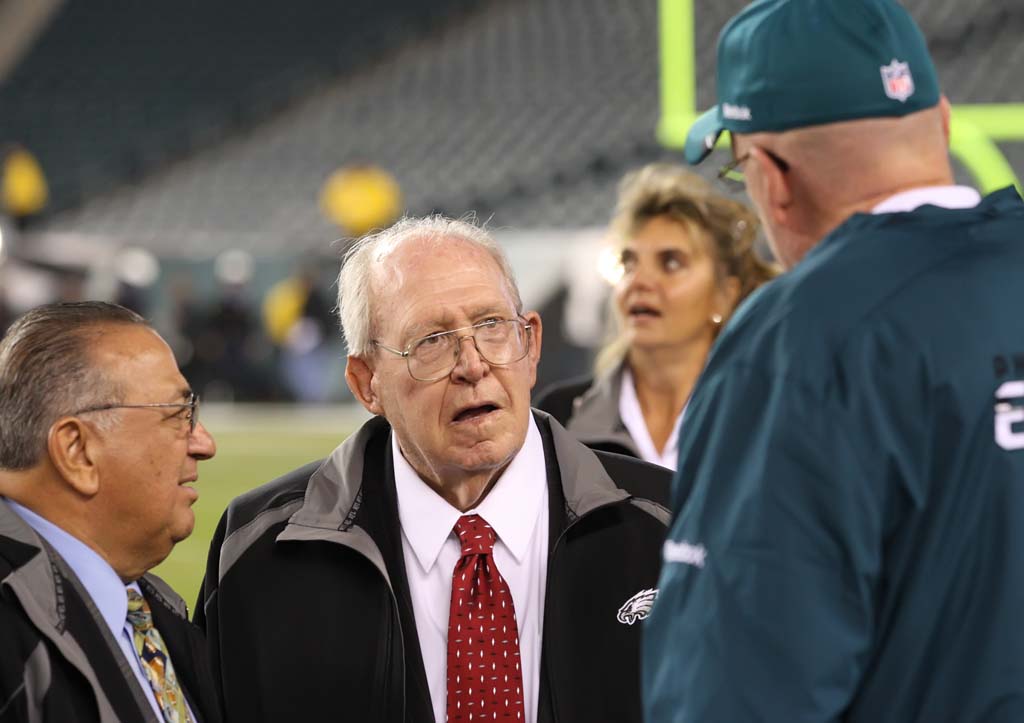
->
<box><xmin>880</xmin><ymin>59</ymin><xmax>915</xmax><ymax>103</ymax></box>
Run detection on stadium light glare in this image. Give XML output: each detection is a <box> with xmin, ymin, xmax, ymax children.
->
<box><xmin>597</xmin><ymin>245</ymin><xmax>625</xmax><ymax>285</ymax></box>
<box><xmin>114</xmin><ymin>247</ymin><xmax>160</xmax><ymax>287</ymax></box>
<box><xmin>214</xmin><ymin>249</ymin><xmax>255</xmax><ymax>286</ymax></box>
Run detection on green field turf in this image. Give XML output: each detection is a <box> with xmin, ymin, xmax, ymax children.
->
<box><xmin>151</xmin><ymin>427</ymin><xmax>354</xmax><ymax>609</ymax></box>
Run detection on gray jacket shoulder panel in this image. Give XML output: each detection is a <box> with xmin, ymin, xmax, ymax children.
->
<box><xmin>288</xmin><ymin>419</ymin><xmax>379</xmax><ymax>531</ymax></box>
<box><xmin>216</xmin><ymin>419</ymin><xmax>392</xmax><ymax>586</ymax></box>
<box><xmin>215</xmin><ymin>453</ymin><xmax>345</xmax><ymax>583</ymax></box>
<box><xmin>540</xmin><ymin>410</ymin><xmax>672</xmax><ymax>525</ymax></box>
<box><xmin>564</xmin><ymin>366</ymin><xmax>640</xmax><ymax>457</ymax></box>
<box><xmin>218</xmin><ymin>497</ymin><xmax>304</xmax><ymax>584</ymax></box>
<box><xmin>18</xmin><ymin>640</ymin><xmax>50</xmax><ymax>717</ymax></box>
<box><xmin>628</xmin><ymin>497</ymin><xmax>671</xmax><ymax>526</ymax></box>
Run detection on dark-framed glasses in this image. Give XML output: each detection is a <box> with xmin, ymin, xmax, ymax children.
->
<box><xmin>72</xmin><ymin>392</ymin><xmax>200</xmax><ymax>433</ymax></box>
<box><xmin>717</xmin><ymin>148</ymin><xmax>790</xmax><ymax>191</ymax></box>
<box><xmin>374</xmin><ymin>318</ymin><xmax>533</xmax><ymax>382</ymax></box>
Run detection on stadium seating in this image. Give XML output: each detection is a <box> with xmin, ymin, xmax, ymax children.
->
<box><xmin>0</xmin><ymin>0</ymin><xmax>476</xmax><ymax>215</ymax></box>
<box><xmin>9</xmin><ymin>0</ymin><xmax>1024</xmax><ymax>258</ymax></box>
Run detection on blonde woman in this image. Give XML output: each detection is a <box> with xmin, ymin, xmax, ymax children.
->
<box><xmin>536</xmin><ymin>163</ymin><xmax>778</xmax><ymax>469</ymax></box>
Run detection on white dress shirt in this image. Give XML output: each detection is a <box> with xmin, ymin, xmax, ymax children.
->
<box><xmin>393</xmin><ymin>415</ymin><xmax>549</xmax><ymax>723</ymax></box>
<box><xmin>871</xmin><ymin>184</ymin><xmax>982</xmax><ymax>214</ymax></box>
<box><xmin>7</xmin><ymin>499</ymin><xmax>192</xmax><ymax>722</ymax></box>
<box><xmin>618</xmin><ymin>367</ymin><xmax>684</xmax><ymax>470</ymax></box>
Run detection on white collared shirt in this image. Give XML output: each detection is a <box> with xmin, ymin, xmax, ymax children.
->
<box><xmin>618</xmin><ymin>367</ymin><xmax>684</xmax><ymax>470</ymax></box>
<box><xmin>393</xmin><ymin>415</ymin><xmax>549</xmax><ymax>723</ymax></box>
<box><xmin>6</xmin><ymin>499</ymin><xmax>192</xmax><ymax>722</ymax></box>
<box><xmin>871</xmin><ymin>184</ymin><xmax>982</xmax><ymax>214</ymax></box>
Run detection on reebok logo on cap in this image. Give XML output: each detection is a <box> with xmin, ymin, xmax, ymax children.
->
<box><xmin>722</xmin><ymin>103</ymin><xmax>752</xmax><ymax>121</ymax></box>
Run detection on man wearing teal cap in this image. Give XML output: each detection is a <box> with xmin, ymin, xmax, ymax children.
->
<box><xmin>643</xmin><ymin>0</ymin><xmax>1024</xmax><ymax>721</ymax></box>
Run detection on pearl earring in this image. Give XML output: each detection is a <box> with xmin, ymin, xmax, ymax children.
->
<box><xmin>711</xmin><ymin>314</ymin><xmax>723</xmax><ymax>325</ymax></box>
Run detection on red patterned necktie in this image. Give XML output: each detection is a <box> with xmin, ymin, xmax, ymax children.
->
<box><xmin>446</xmin><ymin>514</ymin><xmax>526</xmax><ymax>722</ymax></box>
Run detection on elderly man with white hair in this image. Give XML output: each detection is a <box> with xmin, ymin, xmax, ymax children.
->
<box><xmin>196</xmin><ymin>216</ymin><xmax>670</xmax><ymax>723</ymax></box>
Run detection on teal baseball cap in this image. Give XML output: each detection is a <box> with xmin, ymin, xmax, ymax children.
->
<box><xmin>684</xmin><ymin>0</ymin><xmax>940</xmax><ymax>165</ymax></box>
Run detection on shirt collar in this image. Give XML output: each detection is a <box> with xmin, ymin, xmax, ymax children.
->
<box><xmin>393</xmin><ymin>414</ymin><xmax>547</xmax><ymax>574</ymax></box>
<box><xmin>618</xmin><ymin>367</ymin><xmax>684</xmax><ymax>468</ymax></box>
<box><xmin>5</xmin><ymin>499</ymin><xmax>129</xmax><ymax>638</ymax></box>
<box><xmin>871</xmin><ymin>185</ymin><xmax>982</xmax><ymax>215</ymax></box>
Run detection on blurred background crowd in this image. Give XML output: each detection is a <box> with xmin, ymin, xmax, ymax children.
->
<box><xmin>0</xmin><ymin>0</ymin><xmax>1021</xmax><ymax>403</ymax></box>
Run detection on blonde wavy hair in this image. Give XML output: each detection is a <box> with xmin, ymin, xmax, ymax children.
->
<box><xmin>595</xmin><ymin>163</ymin><xmax>779</xmax><ymax>374</ymax></box>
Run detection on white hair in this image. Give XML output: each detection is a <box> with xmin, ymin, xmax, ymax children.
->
<box><xmin>337</xmin><ymin>215</ymin><xmax>523</xmax><ymax>357</ymax></box>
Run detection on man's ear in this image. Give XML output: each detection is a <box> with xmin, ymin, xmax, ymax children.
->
<box><xmin>346</xmin><ymin>356</ymin><xmax>385</xmax><ymax>416</ymax></box>
<box><xmin>939</xmin><ymin>94</ymin><xmax>952</xmax><ymax>145</ymax></box>
<box><xmin>749</xmin><ymin>146</ymin><xmax>793</xmax><ymax>232</ymax></box>
<box><xmin>47</xmin><ymin>417</ymin><xmax>100</xmax><ymax>497</ymax></box>
<box><xmin>522</xmin><ymin>311</ymin><xmax>543</xmax><ymax>389</ymax></box>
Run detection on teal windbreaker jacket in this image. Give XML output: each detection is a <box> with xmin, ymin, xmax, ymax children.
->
<box><xmin>643</xmin><ymin>188</ymin><xmax>1024</xmax><ymax>722</ymax></box>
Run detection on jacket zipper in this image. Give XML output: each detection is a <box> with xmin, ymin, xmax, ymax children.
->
<box><xmin>385</xmin><ymin>584</ymin><xmax>407</xmax><ymax>723</ymax></box>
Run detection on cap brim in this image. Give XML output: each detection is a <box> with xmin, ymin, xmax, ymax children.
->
<box><xmin>683</xmin><ymin>107</ymin><xmax>724</xmax><ymax>165</ymax></box>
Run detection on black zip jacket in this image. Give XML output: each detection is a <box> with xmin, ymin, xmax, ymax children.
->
<box><xmin>195</xmin><ymin>412</ymin><xmax>670</xmax><ymax>722</ymax></box>
<box><xmin>0</xmin><ymin>500</ymin><xmax>221</xmax><ymax>723</ymax></box>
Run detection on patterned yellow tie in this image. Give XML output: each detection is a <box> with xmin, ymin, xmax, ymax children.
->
<box><xmin>126</xmin><ymin>589</ymin><xmax>192</xmax><ymax>723</ymax></box>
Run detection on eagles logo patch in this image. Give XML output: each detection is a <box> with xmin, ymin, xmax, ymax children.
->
<box><xmin>617</xmin><ymin>588</ymin><xmax>658</xmax><ymax>625</ymax></box>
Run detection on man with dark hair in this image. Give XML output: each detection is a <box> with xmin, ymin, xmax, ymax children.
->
<box><xmin>198</xmin><ymin>217</ymin><xmax>671</xmax><ymax>723</ymax></box>
<box><xmin>0</xmin><ymin>301</ymin><xmax>221</xmax><ymax>722</ymax></box>
<box><xmin>644</xmin><ymin>1</ymin><xmax>1024</xmax><ymax>721</ymax></box>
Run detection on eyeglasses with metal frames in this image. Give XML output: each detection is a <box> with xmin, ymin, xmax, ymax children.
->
<box><xmin>72</xmin><ymin>392</ymin><xmax>201</xmax><ymax>433</ymax></box>
<box><xmin>717</xmin><ymin>148</ymin><xmax>790</xmax><ymax>191</ymax></box>
<box><xmin>373</xmin><ymin>317</ymin><xmax>533</xmax><ymax>382</ymax></box>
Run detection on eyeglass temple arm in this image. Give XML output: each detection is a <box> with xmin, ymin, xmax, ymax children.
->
<box><xmin>373</xmin><ymin>341</ymin><xmax>409</xmax><ymax>358</ymax></box>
